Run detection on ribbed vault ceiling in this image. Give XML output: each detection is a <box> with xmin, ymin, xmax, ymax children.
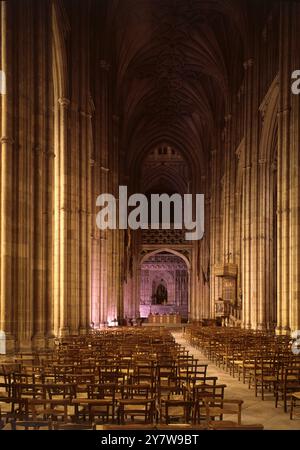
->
<box><xmin>94</xmin><ymin>0</ymin><xmax>272</xmax><ymax>191</ymax></box>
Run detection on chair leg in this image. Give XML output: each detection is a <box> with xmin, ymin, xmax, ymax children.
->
<box><xmin>290</xmin><ymin>397</ymin><xmax>294</xmax><ymax>420</ymax></box>
<box><xmin>284</xmin><ymin>393</ymin><xmax>287</xmax><ymax>413</ymax></box>
<box><xmin>238</xmin><ymin>408</ymin><xmax>242</xmax><ymax>425</ymax></box>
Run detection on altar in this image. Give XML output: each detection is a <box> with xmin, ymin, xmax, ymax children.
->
<box><xmin>148</xmin><ymin>313</ymin><xmax>181</xmax><ymax>324</ymax></box>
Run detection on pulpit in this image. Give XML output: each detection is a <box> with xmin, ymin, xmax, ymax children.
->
<box><xmin>215</xmin><ymin>299</ymin><xmax>231</xmax><ymax>326</ymax></box>
<box><xmin>214</xmin><ymin>264</ymin><xmax>238</xmax><ymax>306</ymax></box>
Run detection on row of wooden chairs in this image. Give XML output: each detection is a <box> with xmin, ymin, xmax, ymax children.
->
<box><xmin>0</xmin><ymin>327</ymin><xmax>263</xmax><ymax>429</ymax></box>
<box><xmin>188</xmin><ymin>326</ymin><xmax>300</xmax><ymax>417</ymax></box>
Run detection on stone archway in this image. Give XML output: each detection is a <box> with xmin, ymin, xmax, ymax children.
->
<box><xmin>139</xmin><ymin>250</ymin><xmax>190</xmax><ymax>321</ymax></box>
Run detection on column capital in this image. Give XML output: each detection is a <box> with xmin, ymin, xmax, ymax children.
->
<box><xmin>46</xmin><ymin>151</ymin><xmax>56</xmax><ymax>159</ymax></box>
<box><xmin>277</xmin><ymin>207</ymin><xmax>291</xmax><ymax>216</ymax></box>
<box><xmin>277</xmin><ymin>107</ymin><xmax>291</xmax><ymax>117</ymax></box>
<box><xmin>32</xmin><ymin>146</ymin><xmax>55</xmax><ymax>158</ymax></box>
<box><xmin>271</xmin><ymin>160</ymin><xmax>277</xmax><ymax>172</ymax></box>
<box><xmin>79</xmin><ymin>110</ymin><xmax>93</xmax><ymax>119</ymax></box>
<box><xmin>1</xmin><ymin>136</ymin><xmax>14</xmax><ymax>145</ymax></box>
<box><xmin>258</xmin><ymin>158</ymin><xmax>268</xmax><ymax>165</ymax></box>
<box><xmin>33</xmin><ymin>145</ymin><xmax>44</xmax><ymax>154</ymax></box>
<box><xmin>99</xmin><ymin>60</ymin><xmax>111</xmax><ymax>71</ymax></box>
<box><xmin>237</xmin><ymin>84</ymin><xmax>245</xmax><ymax>99</ymax></box>
<box><xmin>58</xmin><ymin>97</ymin><xmax>70</xmax><ymax>108</ymax></box>
<box><xmin>243</xmin><ymin>58</ymin><xmax>254</xmax><ymax>70</ymax></box>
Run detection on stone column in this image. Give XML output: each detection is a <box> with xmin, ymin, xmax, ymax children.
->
<box><xmin>210</xmin><ymin>148</ymin><xmax>218</xmax><ymax>318</ymax></box>
<box><xmin>78</xmin><ymin>107</ymin><xmax>92</xmax><ymax>334</ymax></box>
<box><xmin>191</xmin><ymin>248</ymin><xmax>197</xmax><ymax>321</ymax></box>
<box><xmin>241</xmin><ymin>58</ymin><xmax>259</xmax><ymax>329</ymax></box>
<box><xmin>222</xmin><ymin>113</ymin><xmax>236</xmax><ymax>265</ymax></box>
<box><xmin>56</xmin><ymin>96</ymin><xmax>71</xmax><ymax>337</ymax></box>
<box><xmin>210</xmin><ymin>140</ymin><xmax>223</xmax><ymax>318</ymax></box>
<box><xmin>112</xmin><ymin>115</ymin><xmax>122</xmax><ymax>321</ymax></box>
<box><xmin>203</xmin><ymin>186</ymin><xmax>211</xmax><ymax>319</ymax></box>
<box><xmin>32</xmin><ymin>144</ymin><xmax>46</xmax><ymax>348</ymax></box>
<box><xmin>99</xmin><ymin>60</ymin><xmax>111</xmax><ymax>325</ymax></box>
<box><xmin>234</xmin><ymin>190</ymin><xmax>242</xmax><ymax>308</ymax></box>
<box><xmin>0</xmin><ymin>2</ymin><xmax>16</xmax><ymax>352</ymax></box>
<box><xmin>277</xmin><ymin>2</ymin><xmax>292</xmax><ymax>334</ymax></box>
<box><xmin>288</xmin><ymin>2</ymin><xmax>300</xmax><ymax>332</ymax></box>
<box><xmin>118</xmin><ymin>230</ymin><xmax>125</xmax><ymax>320</ymax></box>
<box><xmin>257</xmin><ymin>159</ymin><xmax>272</xmax><ymax>330</ymax></box>
<box><xmin>91</xmin><ymin>157</ymin><xmax>101</xmax><ymax>328</ymax></box>
<box><xmin>45</xmin><ymin>145</ymin><xmax>55</xmax><ymax>345</ymax></box>
<box><xmin>32</xmin><ymin>1</ymin><xmax>54</xmax><ymax>349</ymax></box>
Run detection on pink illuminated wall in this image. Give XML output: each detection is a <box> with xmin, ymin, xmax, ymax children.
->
<box><xmin>140</xmin><ymin>253</ymin><xmax>188</xmax><ymax>319</ymax></box>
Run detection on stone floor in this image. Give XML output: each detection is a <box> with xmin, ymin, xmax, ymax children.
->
<box><xmin>173</xmin><ymin>331</ymin><xmax>300</xmax><ymax>430</ymax></box>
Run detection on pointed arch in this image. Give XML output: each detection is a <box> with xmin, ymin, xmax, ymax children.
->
<box><xmin>52</xmin><ymin>0</ymin><xmax>69</xmax><ymax>99</ymax></box>
<box><xmin>259</xmin><ymin>75</ymin><xmax>279</xmax><ymax>163</ymax></box>
<box><xmin>140</xmin><ymin>248</ymin><xmax>190</xmax><ymax>270</ymax></box>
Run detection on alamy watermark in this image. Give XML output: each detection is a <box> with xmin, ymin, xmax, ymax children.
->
<box><xmin>96</xmin><ymin>186</ymin><xmax>204</xmax><ymax>241</ymax></box>
<box><xmin>0</xmin><ymin>70</ymin><xmax>6</xmax><ymax>95</ymax></box>
<box><xmin>291</xmin><ymin>330</ymin><xmax>300</xmax><ymax>355</ymax></box>
<box><xmin>291</xmin><ymin>70</ymin><xmax>300</xmax><ymax>95</ymax></box>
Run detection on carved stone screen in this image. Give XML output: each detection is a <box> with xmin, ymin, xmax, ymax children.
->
<box><xmin>140</xmin><ymin>252</ymin><xmax>188</xmax><ymax>320</ymax></box>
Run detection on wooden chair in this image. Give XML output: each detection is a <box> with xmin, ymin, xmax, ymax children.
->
<box><xmin>208</xmin><ymin>422</ymin><xmax>264</xmax><ymax>430</ymax></box>
<box><xmin>132</xmin><ymin>362</ymin><xmax>157</xmax><ymax>389</ymax></box>
<box><xmin>157</xmin><ymin>362</ymin><xmax>177</xmax><ymax>386</ymax></box>
<box><xmin>276</xmin><ymin>367</ymin><xmax>300</xmax><ymax>412</ymax></box>
<box><xmin>0</xmin><ymin>407</ymin><xmax>5</xmax><ymax>430</ymax></box>
<box><xmin>157</xmin><ymin>384</ymin><xmax>188</xmax><ymax>404</ymax></box>
<box><xmin>11</xmin><ymin>382</ymin><xmax>45</xmax><ymax>401</ymax></box>
<box><xmin>53</xmin><ymin>422</ymin><xmax>94</xmax><ymax>430</ymax></box>
<box><xmin>44</xmin><ymin>383</ymin><xmax>77</xmax><ymax>401</ymax></box>
<box><xmin>0</xmin><ymin>366</ymin><xmax>14</xmax><ymax>397</ymax></box>
<box><xmin>161</xmin><ymin>399</ymin><xmax>194</xmax><ymax>425</ymax></box>
<box><xmin>0</xmin><ymin>381</ymin><xmax>14</xmax><ymax>414</ymax></box>
<box><xmin>87</xmin><ymin>383</ymin><xmax>117</xmax><ymax>423</ymax></box>
<box><xmin>13</xmin><ymin>372</ymin><xmax>38</xmax><ymax>386</ymax></box>
<box><xmin>10</xmin><ymin>419</ymin><xmax>53</xmax><ymax>430</ymax></box>
<box><xmin>27</xmin><ymin>398</ymin><xmax>69</xmax><ymax>422</ymax></box>
<box><xmin>99</xmin><ymin>369</ymin><xmax>126</xmax><ymax>386</ymax></box>
<box><xmin>97</xmin><ymin>423</ymin><xmax>155</xmax><ymax>430</ymax></box>
<box><xmin>64</xmin><ymin>374</ymin><xmax>96</xmax><ymax>394</ymax></box>
<box><xmin>192</xmin><ymin>384</ymin><xmax>226</xmax><ymax>423</ymax></box>
<box><xmin>234</xmin><ymin>351</ymin><xmax>256</xmax><ymax>383</ymax></box>
<box><xmin>177</xmin><ymin>360</ymin><xmax>199</xmax><ymax>384</ymax></box>
<box><xmin>290</xmin><ymin>392</ymin><xmax>300</xmax><ymax>420</ymax></box>
<box><xmin>189</xmin><ymin>376</ymin><xmax>218</xmax><ymax>395</ymax></box>
<box><xmin>187</xmin><ymin>364</ymin><xmax>208</xmax><ymax>385</ymax></box>
<box><xmin>120</xmin><ymin>383</ymin><xmax>154</xmax><ymax>400</ymax></box>
<box><xmin>204</xmin><ymin>398</ymin><xmax>244</xmax><ymax>426</ymax></box>
<box><xmin>72</xmin><ymin>398</ymin><xmax>113</xmax><ymax>424</ymax></box>
<box><xmin>250</xmin><ymin>356</ymin><xmax>277</xmax><ymax>400</ymax></box>
<box><xmin>156</xmin><ymin>423</ymin><xmax>208</xmax><ymax>430</ymax></box>
<box><xmin>157</xmin><ymin>384</ymin><xmax>191</xmax><ymax>424</ymax></box>
<box><xmin>117</xmin><ymin>398</ymin><xmax>155</xmax><ymax>425</ymax></box>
